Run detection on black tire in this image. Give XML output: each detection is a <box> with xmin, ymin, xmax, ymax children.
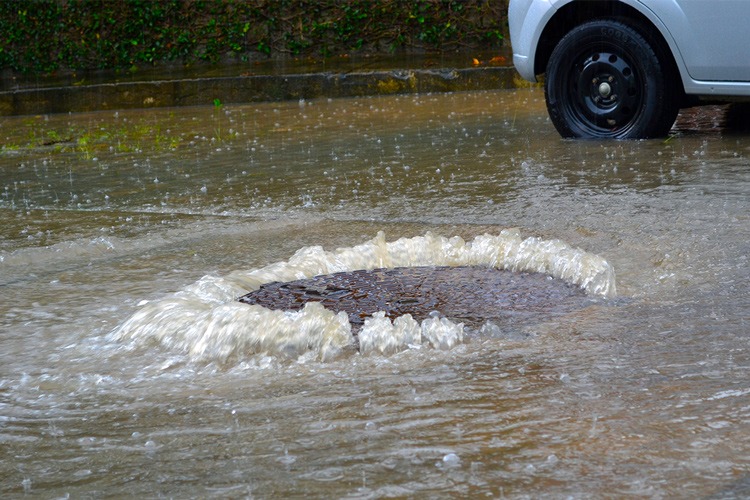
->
<box><xmin>545</xmin><ymin>19</ymin><xmax>680</xmax><ymax>139</ymax></box>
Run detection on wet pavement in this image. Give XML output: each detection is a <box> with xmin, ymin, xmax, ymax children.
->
<box><xmin>1</xmin><ymin>85</ymin><xmax>750</xmax><ymax>498</ymax></box>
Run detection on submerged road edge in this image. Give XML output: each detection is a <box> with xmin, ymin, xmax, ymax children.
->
<box><xmin>0</xmin><ymin>66</ymin><xmax>521</xmax><ymax>116</ymax></box>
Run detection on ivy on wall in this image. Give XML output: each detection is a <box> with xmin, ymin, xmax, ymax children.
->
<box><xmin>0</xmin><ymin>0</ymin><xmax>508</xmax><ymax>74</ymax></box>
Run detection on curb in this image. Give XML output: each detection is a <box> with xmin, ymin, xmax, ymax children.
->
<box><xmin>0</xmin><ymin>66</ymin><xmax>519</xmax><ymax>116</ymax></box>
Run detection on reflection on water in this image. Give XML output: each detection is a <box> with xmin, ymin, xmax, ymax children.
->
<box><xmin>1</xmin><ymin>89</ymin><xmax>750</xmax><ymax>497</ymax></box>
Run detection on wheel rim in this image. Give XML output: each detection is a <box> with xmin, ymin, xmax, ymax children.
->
<box><xmin>564</xmin><ymin>49</ymin><xmax>644</xmax><ymax>135</ymax></box>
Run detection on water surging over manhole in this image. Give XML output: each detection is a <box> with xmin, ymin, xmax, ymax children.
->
<box><xmin>111</xmin><ymin>230</ymin><xmax>616</xmax><ymax>362</ymax></box>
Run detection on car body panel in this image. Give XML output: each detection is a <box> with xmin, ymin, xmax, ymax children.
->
<box><xmin>659</xmin><ymin>1</ymin><xmax>750</xmax><ymax>82</ymax></box>
<box><xmin>509</xmin><ymin>0</ymin><xmax>750</xmax><ymax>98</ymax></box>
<box><xmin>509</xmin><ymin>0</ymin><xmax>561</xmax><ymax>81</ymax></box>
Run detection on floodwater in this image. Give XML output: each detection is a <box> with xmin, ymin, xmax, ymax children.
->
<box><xmin>1</xmin><ymin>89</ymin><xmax>749</xmax><ymax>498</ymax></box>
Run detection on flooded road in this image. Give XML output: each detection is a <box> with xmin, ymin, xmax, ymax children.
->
<box><xmin>1</xmin><ymin>89</ymin><xmax>749</xmax><ymax>498</ymax></box>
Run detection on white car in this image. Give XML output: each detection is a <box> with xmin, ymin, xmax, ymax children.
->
<box><xmin>508</xmin><ymin>0</ymin><xmax>750</xmax><ymax>138</ymax></box>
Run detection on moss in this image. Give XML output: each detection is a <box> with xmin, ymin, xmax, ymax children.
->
<box><xmin>377</xmin><ymin>79</ymin><xmax>404</xmax><ymax>94</ymax></box>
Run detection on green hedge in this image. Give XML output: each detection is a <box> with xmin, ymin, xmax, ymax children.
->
<box><xmin>0</xmin><ymin>0</ymin><xmax>508</xmax><ymax>74</ymax></box>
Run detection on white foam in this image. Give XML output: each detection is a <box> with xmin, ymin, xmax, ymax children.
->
<box><xmin>110</xmin><ymin>230</ymin><xmax>616</xmax><ymax>362</ymax></box>
<box><xmin>358</xmin><ymin>312</ymin><xmax>421</xmax><ymax>355</ymax></box>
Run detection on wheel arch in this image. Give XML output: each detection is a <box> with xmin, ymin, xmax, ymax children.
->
<box><xmin>535</xmin><ymin>1</ymin><xmax>689</xmax><ymax>105</ymax></box>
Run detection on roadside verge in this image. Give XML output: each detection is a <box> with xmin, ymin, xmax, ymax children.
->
<box><xmin>0</xmin><ymin>66</ymin><xmax>520</xmax><ymax>116</ymax></box>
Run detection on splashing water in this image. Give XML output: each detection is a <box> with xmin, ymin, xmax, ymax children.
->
<box><xmin>110</xmin><ymin>229</ymin><xmax>616</xmax><ymax>362</ymax></box>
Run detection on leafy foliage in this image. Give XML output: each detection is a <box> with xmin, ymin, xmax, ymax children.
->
<box><xmin>0</xmin><ymin>0</ymin><xmax>507</xmax><ymax>73</ymax></box>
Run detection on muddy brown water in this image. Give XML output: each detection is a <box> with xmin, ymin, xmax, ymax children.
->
<box><xmin>1</xmin><ymin>90</ymin><xmax>749</xmax><ymax>498</ymax></box>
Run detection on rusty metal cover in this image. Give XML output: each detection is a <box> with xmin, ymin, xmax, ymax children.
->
<box><xmin>239</xmin><ymin>266</ymin><xmax>593</xmax><ymax>333</ymax></box>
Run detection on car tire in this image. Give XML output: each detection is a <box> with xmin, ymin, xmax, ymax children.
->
<box><xmin>545</xmin><ymin>19</ymin><xmax>680</xmax><ymax>139</ymax></box>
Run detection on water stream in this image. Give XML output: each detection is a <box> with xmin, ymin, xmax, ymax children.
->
<box><xmin>1</xmin><ymin>89</ymin><xmax>749</xmax><ymax>497</ymax></box>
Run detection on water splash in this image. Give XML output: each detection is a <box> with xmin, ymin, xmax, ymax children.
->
<box><xmin>110</xmin><ymin>230</ymin><xmax>616</xmax><ymax>362</ymax></box>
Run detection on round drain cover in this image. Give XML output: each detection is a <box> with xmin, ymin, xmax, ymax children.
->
<box><xmin>239</xmin><ymin>266</ymin><xmax>593</xmax><ymax>333</ymax></box>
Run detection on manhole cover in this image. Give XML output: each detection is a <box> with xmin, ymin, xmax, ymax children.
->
<box><xmin>239</xmin><ymin>266</ymin><xmax>593</xmax><ymax>334</ymax></box>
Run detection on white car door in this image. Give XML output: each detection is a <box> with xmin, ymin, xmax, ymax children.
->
<box><xmin>670</xmin><ymin>0</ymin><xmax>750</xmax><ymax>81</ymax></box>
